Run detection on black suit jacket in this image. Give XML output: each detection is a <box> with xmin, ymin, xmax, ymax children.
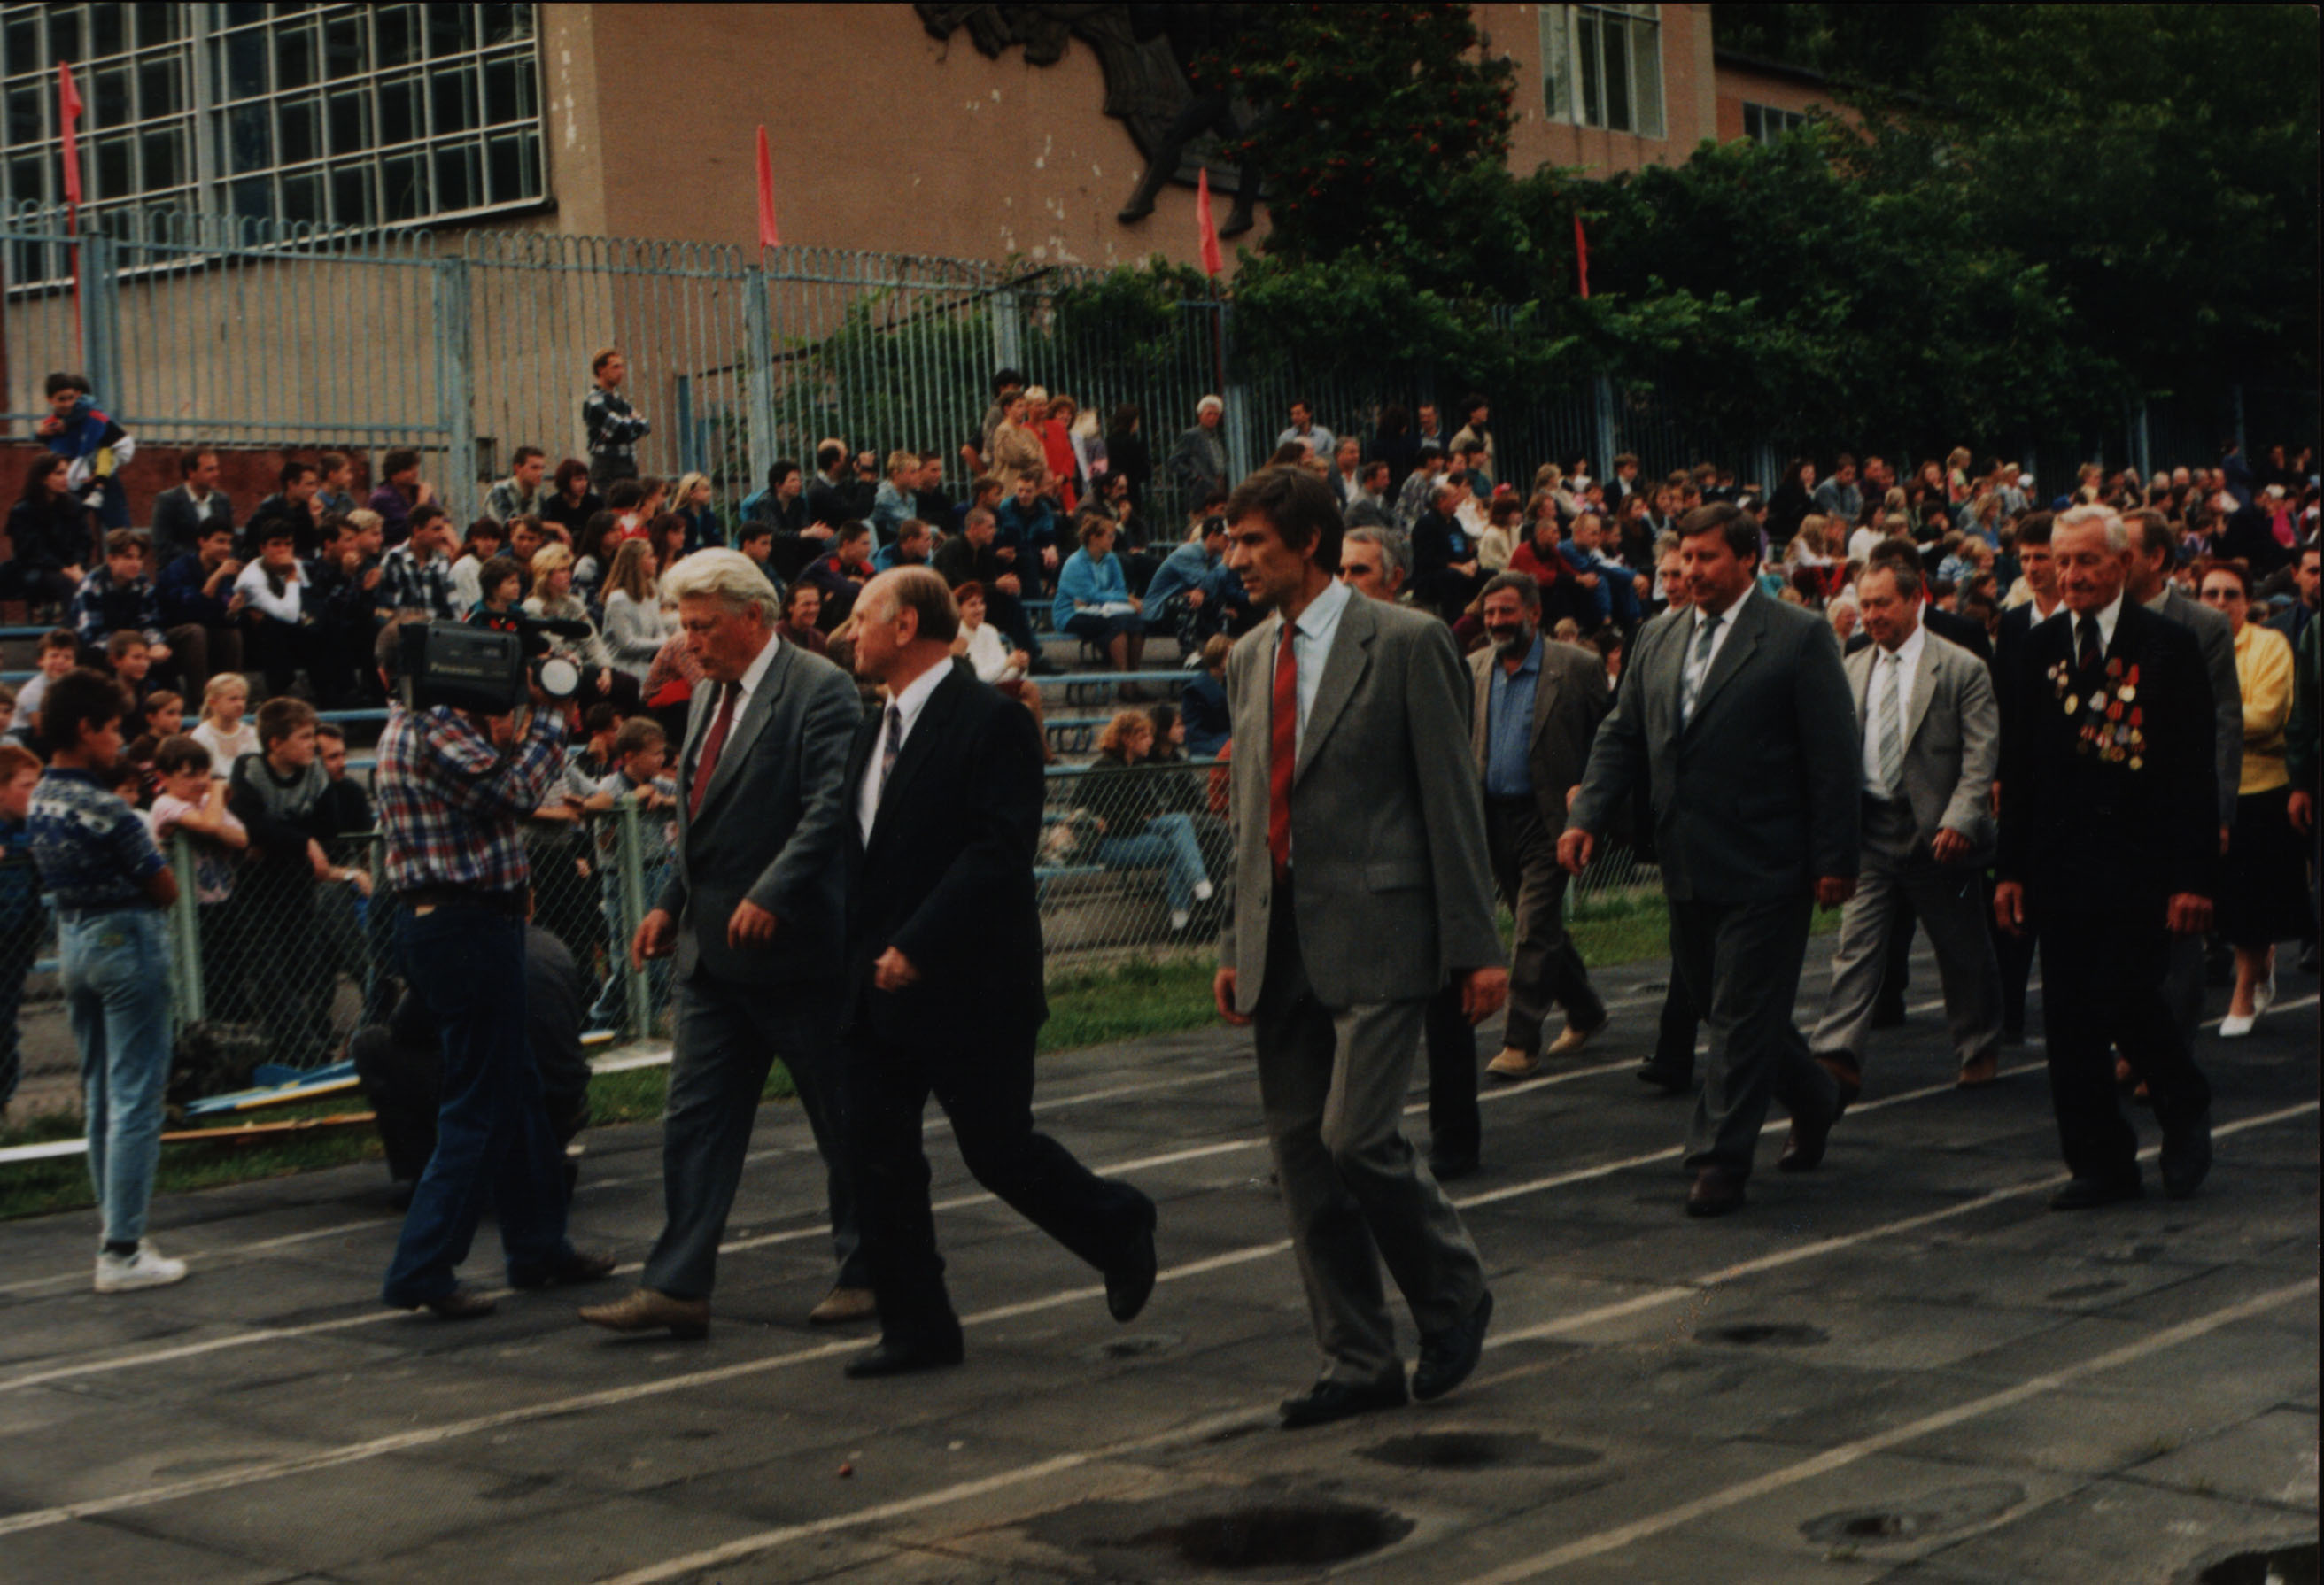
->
<box><xmin>1996</xmin><ymin>600</ymin><xmax>2218</xmax><ymax>916</ymax></box>
<box><xmin>841</xmin><ymin>661</ymin><xmax>1048</xmax><ymax>1047</ymax></box>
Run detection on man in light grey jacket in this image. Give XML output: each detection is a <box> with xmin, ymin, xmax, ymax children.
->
<box><xmin>581</xmin><ymin>551</ymin><xmax>867</xmax><ymax>1340</ymax></box>
<box><xmin>1213</xmin><ymin>467</ymin><xmax>1506</xmax><ymax>1430</ymax></box>
<box><xmin>1809</xmin><ymin>560</ymin><xmax>2004</xmax><ymax>1094</ymax></box>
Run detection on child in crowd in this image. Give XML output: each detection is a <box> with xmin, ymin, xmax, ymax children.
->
<box><xmin>36</xmin><ymin>371</ymin><xmax>136</xmax><ymax>530</ymax></box>
<box><xmin>148</xmin><ymin>734</ymin><xmax>249</xmax><ymax>1018</ymax></box>
<box><xmin>562</xmin><ymin>702</ymin><xmax>624</xmax><ymax>806</ymax></box>
<box><xmin>580</xmin><ymin>716</ymin><xmax>675</xmax><ymax>1032</ymax></box>
<box><xmin>106</xmin><ymin>631</ymin><xmax>156</xmax><ymax>709</ymax></box>
<box><xmin>28</xmin><ymin>669</ymin><xmax>183</xmax><ymax>1291</ymax></box>
<box><xmin>190</xmin><ymin>673</ymin><xmax>260</xmax><ymax>771</ymax></box>
<box><xmin>0</xmin><ymin>743</ymin><xmax>46</xmax><ymax>1117</ymax></box>
<box><xmin>12</xmin><ymin>630</ymin><xmax>84</xmax><ymax>741</ymax></box>
<box><xmin>126</xmin><ymin>690</ymin><xmax>186</xmax><ymax>767</ymax></box>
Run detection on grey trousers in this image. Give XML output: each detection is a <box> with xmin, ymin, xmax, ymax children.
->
<box><xmin>1486</xmin><ymin>797</ymin><xmax>1605</xmax><ymax>1055</ymax></box>
<box><xmin>1254</xmin><ymin>880</ymin><xmax>1486</xmax><ymax>1387</ymax></box>
<box><xmin>641</xmin><ymin>974</ymin><xmax>864</xmax><ymax>1301</ymax></box>
<box><xmin>1809</xmin><ymin>803</ymin><xmax>2003</xmax><ymax>1070</ymax></box>
<box><xmin>1668</xmin><ymin>893</ymin><xmax>1839</xmax><ymax>1175</ymax></box>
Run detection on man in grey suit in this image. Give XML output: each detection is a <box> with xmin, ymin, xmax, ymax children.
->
<box><xmin>1808</xmin><ymin>560</ymin><xmax>2004</xmax><ymax>1097</ymax></box>
<box><xmin>1561</xmin><ymin>504</ymin><xmax>1861</xmax><ymax>1218</ymax></box>
<box><xmin>1212</xmin><ymin>468</ymin><xmax>1507</xmax><ymax>1429</ymax></box>
<box><xmin>2123</xmin><ymin>509</ymin><xmax>2241</xmax><ymax>1050</ymax></box>
<box><xmin>581</xmin><ymin>550</ymin><xmax>868</xmax><ymax>1339</ymax></box>
<box><xmin>1469</xmin><ymin>572</ymin><xmax>1613</xmax><ymax>1080</ymax></box>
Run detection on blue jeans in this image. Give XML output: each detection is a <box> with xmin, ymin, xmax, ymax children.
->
<box><xmin>381</xmin><ymin>903</ymin><xmax>575</xmax><ymax>1306</ymax></box>
<box><xmin>1098</xmin><ymin>812</ymin><xmax>1209</xmax><ymax>913</ymax></box>
<box><xmin>58</xmin><ymin>909</ymin><xmax>174</xmax><ymax>1243</ymax></box>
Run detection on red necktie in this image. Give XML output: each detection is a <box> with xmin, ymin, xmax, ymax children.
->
<box><xmin>1267</xmin><ymin>620</ymin><xmax>1298</xmax><ymax>878</ymax></box>
<box><xmin>686</xmin><ymin>684</ymin><xmax>738</xmax><ymax>818</ymax></box>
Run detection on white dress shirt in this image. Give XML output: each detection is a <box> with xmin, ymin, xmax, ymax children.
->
<box><xmin>857</xmin><ymin>658</ymin><xmax>949</xmax><ymax>843</ymax></box>
<box><xmin>1860</xmin><ymin>620</ymin><xmax>1926</xmax><ymax>793</ymax></box>
<box><xmin>687</xmin><ymin>627</ymin><xmax>781</xmax><ymax>791</ymax></box>
<box><xmin>1687</xmin><ymin>580</ymin><xmax>1753</xmax><ymax>677</ymax></box>
<box><xmin>1283</xmin><ymin>575</ymin><xmax>1353</xmax><ymax>746</ymax></box>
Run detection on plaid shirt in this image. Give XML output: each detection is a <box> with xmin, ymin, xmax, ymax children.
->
<box><xmin>70</xmin><ymin>564</ymin><xmax>165</xmax><ymax>649</ymax></box>
<box><xmin>583</xmin><ymin>386</ymin><xmax>649</xmax><ymax>466</ymax></box>
<box><xmin>376</xmin><ymin>542</ymin><xmax>458</xmax><ymax>622</ymax></box>
<box><xmin>375</xmin><ymin>704</ymin><xmax>566</xmax><ymax>896</ymax></box>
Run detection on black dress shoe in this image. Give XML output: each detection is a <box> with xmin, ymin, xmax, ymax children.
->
<box><xmin>508</xmin><ymin>1248</ymin><xmax>618</xmax><ymax>1290</ymax></box>
<box><xmin>1279</xmin><ymin>1374</ymin><xmax>1408</xmax><ymax>1429</ymax></box>
<box><xmin>2160</xmin><ymin>1110</ymin><xmax>2213</xmax><ymax>1201</ymax></box>
<box><xmin>2049</xmin><ymin>1175</ymin><xmax>2145</xmax><ymax>1211</ymax></box>
<box><xmin>1413</xmin><ymin>1290</ymin><xmax>1493</xmax><ymax>1403</ymax></box>
<box><xmin>844</xmin><ymin>1334</ymin><xmax>964</xmax><ymax>1379</ymax></box>
<box><xmin>1778</xmin><ymin>1099</ymin><xmax>1837</xmax><ymax>1173</ymax></box>
<box><xmin>1685</xmin><ymin>1166</ymin><xmax>1747</xmax><ymax>1218</ymax></box>
<box><xmin>1814</xmin><ymin>1053</ymin><xmax>1863</xmax><ymax>1117</ymax></box>
<box><xmin>1636</xmin><ymin>1063</ymin><xmax>1692</xmax><ymax>1094</ymax></box>
<box><xmin>414</xmin><ymin>1287</ymin><xmax>497</xmax><ymax>1320</ymax></box>
<box><xmin>1105</xmin><ymin>1201</ymin><xmax>1158</xmax><ymax>1323</ymax></box>
<box><xmin>1429</xmin><ymin>1153</ymin><xmax>1479</xmax><ymax>1182</ymax></box>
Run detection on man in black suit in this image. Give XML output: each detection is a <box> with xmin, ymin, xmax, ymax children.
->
<box><xmin>582</xmin><ymin>551</ymin><xmax>869</xmax><ymax>1340</ymax></box>
<box><xmin>838</xmin><ymin>567</ymin><xmax>1158</xmax><ymax>1377</ymax></box>
<box><xmin>1995</xmin><ymin>506</ymin><xmax>2217</xmax><ymax>1209</ymax></box>
<box><xmin>1991</xmin><ymin>513</ymin><xmax>2063</xmax><ymax>1042</ymax></box>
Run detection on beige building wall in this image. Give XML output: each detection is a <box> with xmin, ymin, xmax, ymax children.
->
<box><xmin>536</xmin><ymin>3</ymin><xmax>1245</xmax><ymax>270</ymax></box>
<box><xmin>1492</xmin><ymin>3</ymin><xmax>1717</xmax><ymax>178</ymax></box>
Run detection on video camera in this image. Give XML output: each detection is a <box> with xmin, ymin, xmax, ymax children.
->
<box><xmin>395</xmin><ymin>617</ymin><xmax>594</xmax><ymax>714</ymax></box>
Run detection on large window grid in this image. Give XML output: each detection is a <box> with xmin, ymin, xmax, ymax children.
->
<box><xmin>0</xmin><ymin>3</ymin><xmax>543</xmax><ymax>236</ymax></box>
<box><xmin>1539</xmin><ymin>3</ymin><xmax>1666</xmax><ymax>142</ymax></box>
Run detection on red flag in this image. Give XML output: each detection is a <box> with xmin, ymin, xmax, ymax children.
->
<box><xmin>1196</xmin><ymin>167</ymin><xmax>1223</xmax><ymax>278</ymax></box>
<box><xmin>755</xmin><ymin>125</ymin><xmax>780</xmax><ymax>249</ymax></box>
<box><xmin>58</xmin><ymin>63</ymin><xmax>84</xmax><ymax>209</ymax></box>
<box><xmin>1573</xmin><ymin>213</ymin><xmax>1590</xmax><ymax>299</ymax></box>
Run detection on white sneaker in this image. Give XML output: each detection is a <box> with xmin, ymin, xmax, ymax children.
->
<box><xmin>2218</xmin><ymin>1011</ymin><xmax>2257</xmax><ymax>1039</ymax></box>
<box><xmin>94</xmin><ymin>1242</ymin><xmax>190</xmax><ymax>1294</ymax></box>
<box><xmin>1169</xmin><ymin>908</ymin><xmax>1193</xmax><ymax>932</ymax></box>
<box><xmin>1192</xmin><ymin>879</ymin><xmax>1215</xmax><ymax>902</ymax></box>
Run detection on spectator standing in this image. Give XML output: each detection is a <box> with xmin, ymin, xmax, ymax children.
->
<box><xmin>0</xmin><ymin>743</ymin><xmax>46</xmax><ymax>1117</ymax></box>
<box><xmin>987</xmin><ymin>392</ymin><xmax>1048</xmax><ymax>495</ymax></box>
<box><xmin>1168</xmin><ymin>396</ymin><xmax>1232</xmax><ymax>508</ymax></box>
<box><xmin>29</xmin><ymin>671</ymin><xmax>183</xmax><ymax>1290</ymax></box>
<box><xmin>1449</xmin><ymin>395</ymin><xmax>1495</xmax><ymax>490</ymax></box>
<box><xmin>1393</xmin><ymin>443</ymin><xmax>1447</xmax><ymax>533</ymax></box>
<box><xmin>1104</xmin><ymin>404</ymin><xmax>1151</xmax><ymax>514</ymax></box>
<box><xmin>584</xmin><ymin>348</ymin><xmax>651</xmax><ymax>488</ymax></box>
<box><xmin>2197</xmin><ymin>561</ymin><xmax>2307</xmax><ymax>1036</ymax></box>
<box><xmin>1212</xmin><ymin>468</ymin><xmax>1504</xmax><ymax>1426</ymax></box>
<box><xmin>36</xmin><ymin>372</ymin><xmax>136</xmax><ymax>530</ymax></box>
<box><xmin>577</xmin><ymin>717</ymin><xmax>677</xmax><ymax>1033</ymax></box>
<box><xmin>804</xmin><ymin>441</ymin><xmax>854</xmax><ymax>529</ymax></box>
<box><xmin>485</xmin><ymin>446</ymin><xmax>549</xmax><ymax>526</ymax></box>
<box><xmin>5</xmin><ymin>454</ymin><xmax>93</xmax><ymax>611</ymax></box>
<box><xmin>1766</xmin><ymin>459</ymin><xmax>1816</xmax><ymax>547</ymax></box>
<box><xmin>367</xmin><ymin>449</ymin><xmax>434</xmax><ymax>547</ymax></box>
<box><xmin>600</xmin><ymin>538</ymin><xmax>670</xmax><ymax>683</ymax></box>
<box><xmin>1470</xmin><ymin>573</ymin><xmax>1615</xmax><ymax>1081</ymax></box>
<box><xmin>1813</xmin><ymin>455</ymin><xmax>1863</xmax><ymax>526</ymax></box>
<box><xmin>1040</xmin><ymin>394</ymin><xmax>1085</xmax><ymax>513</ymax></box>
<box><xmin>1275</xmin><ymin>398</ymin><xmax>1336</xmax><ymax>460</ymax></box>
<box><xmin>1561</xmin><ymin>505</ymin><xmax>1859</xmax><ymax>1218</ymax></box>
<box><xmin>539</xmin><ymin>458</ymin><xmax>602</xmax><ymax>544</ymax></box>
<box><xmin>157</xmin><ymin>526</ymin><xmax>249</xmax><ymax>700</ymax></box>
<box><xmin>969</xmin><ymin>367</ymin><xmax>1027</xmax><ymax>474</ymax></box>
<box><xmin>151</xmin><ymin>450</ymin><xmax>236</xmax><ymax>570</ymax></box>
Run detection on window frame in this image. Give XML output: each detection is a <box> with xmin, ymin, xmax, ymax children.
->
<box><xmin>1742</xmin><ymin>100</ymin><xmax>1809</xmax><ymax>146</ymax></box>
<box><xmin>1539</xmin><ymin>2</ymin><xmax>1666</xmax><ymax>142</ymax></box>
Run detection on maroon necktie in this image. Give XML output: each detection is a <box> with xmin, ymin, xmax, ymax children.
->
<box><xmin>1267</xmin><ymin>621</ymin><xmax>1298</xmax><ymax>878</ymax></box>
<box><xmin>686</xmin><ymin>684</ymin><xmax>738</xmax><ymax>818</ymax></box>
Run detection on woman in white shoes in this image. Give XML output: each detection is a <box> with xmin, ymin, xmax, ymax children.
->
<box><xmin>2198</xmin><ymin>561</ymin><xmax>2305</xmax><ymax>1038</ymax></box>
<box><xmin>25</xmin><ymin>672</ymin><xmax>190</xmax><ymax>1294</ymax></box>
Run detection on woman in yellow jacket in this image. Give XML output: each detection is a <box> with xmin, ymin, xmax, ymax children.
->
<box><xmin>2198</xmin><ymin>561</ymin><xmax>2306</xmax><ymax>1035</ymax></box>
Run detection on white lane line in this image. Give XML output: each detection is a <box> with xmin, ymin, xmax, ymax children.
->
<box><xmin>585</xmin><ymin>1102</ymin><xmax>2320</xmax><ymax>1585</ymax></box>
<box><xmin>2</xmin><ymin>1092</ymin><xmax>2305</xmax><ymax>1541</ymax></box>
<box><xmin>1450</xmin><ymin>1275</ymin><xmax>2320</xmax><ymax>1585</ymax></box>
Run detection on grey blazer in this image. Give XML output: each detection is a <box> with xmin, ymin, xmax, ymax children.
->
<box><xmin>1846</xmin><ymin>630</ymin><xmax>2000</xmax><ymax>861</ymax></box>
<box><xmin>1218</xmin><ymin>592</ymin><xmax>1502</xmax><ymax>1012</ymax></box>
<box><xmin>2148</xmin><ymin>585</ymin><xmax>2243</xmax><ymax>830</ymax></box>
<box><xmin>1569</xmin><ymin>588</ymin><xmax>1863</xmax><ymax>903</ymax></box>
<box><xmin>1467</xmin><ymin>636</ymin><xmax>1611</xmax><ymax>836</ymax></box>
<box><xmin>655</xmin><ymin>638</ymin><xmax>861</xmax><ymax>986</ymax></box>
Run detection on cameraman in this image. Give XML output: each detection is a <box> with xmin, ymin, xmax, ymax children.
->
<box><xmin>372</xmin><ymin>621</ymin><xmax>612</xmax><ymax>1318</ymax></box>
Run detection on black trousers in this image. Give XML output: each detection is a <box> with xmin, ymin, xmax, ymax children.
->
<box><xmin>2037</xmin><ymin>906</ymin><xmax>2212</xmax><ymax>1186</ymax></box>
<box><xmin>1422</xmin><ymin>981</ymin><xmax>1477</xmax><ymax>1164</ymax></box>
<box><xmin>848</xmin><ymin>1020</ymin><xmax>1150</xmax><ymax>1348</ymax></box>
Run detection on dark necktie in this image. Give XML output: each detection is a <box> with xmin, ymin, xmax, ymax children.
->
<box><xmin>686</xmin><ymin>684</ymin><xmax>738</xmax><ymax>818</ymax></box>
<box><xmin>1267</xmin><ymin>621</ymin><xmax>1298</xmax><ymax>878</ymax></box>
<box><xmin>875</xmin><ymin>701</ymin><xmax>903</xmax><ymax>805</ymax></box>
<box><xmin>2075</xmin><ymin>615</ymin><xmax>2102</xmax><ymax>672</ymax></box>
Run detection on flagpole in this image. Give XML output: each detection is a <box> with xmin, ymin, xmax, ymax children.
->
<box><xmin>58</xmin><ymin>62</ymin><xmax>85</xmax><ymax>353</ymax></box>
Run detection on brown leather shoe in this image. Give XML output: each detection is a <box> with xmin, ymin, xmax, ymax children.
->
<box><xmin>1956</xmin><ymin>1050</ymin><xmax>2000</xmax><ymax>1087</ymax></box>
<box><xmin>1485</xmin><ymin>1047</ymin><xmax>1540</xmax><ymax>1080</ymax></box>
<box><xmin>808</xmin><ymin>1286</ymin><xmax>879</xmax><ymax>1326</ymax></box>
<box><xmin>1685</xmin><ymin>1166</ymin><xmax>1747</xmax><ymax>1218</ymax></box>
<box><xmin>579</xmin><ymin>1287</ymin><xmax>709</xmax><ymax>1340</ymax></box>
<box><xmin>413</xmin><ymin>1287</ymin><xmax>496</xmax><ymax>1320</ymax></box>
<box><xmin>1545</xmin><ymin>1018</ymin><xmax>1603</xmax><ymax>1058</ymax></box>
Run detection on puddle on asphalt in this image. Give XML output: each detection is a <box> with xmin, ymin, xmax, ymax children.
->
<box><xmin>1801</xmin><ymin>1481</ymin><xmax>2026</xmax><ymax>1547</ymax></box>
<box><xmin>1693</xmin><ymin>1321</ymin><xmax>1830</xmax><ymax>1348</ymax></box>
<box><xmin>1358</xmin><ymin>1430</ymin><xmax>1600</xmax><ymax>1473</ymax></box>
<box><xmin>1026</xmin><ymin>1491</ymin><xmax>1414</xmax><ymax>1573</ymax></box>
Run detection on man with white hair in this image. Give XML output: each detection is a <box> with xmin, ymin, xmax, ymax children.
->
<box><xmin>581</xmin><ymin>550</ymin><xmax>871</xmax><ymax>1339</ymax></box>
<box><xmin>1170</xmin><ymin>395</ymin><xmax>1232</xmax><ymax>508</ymax></box>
